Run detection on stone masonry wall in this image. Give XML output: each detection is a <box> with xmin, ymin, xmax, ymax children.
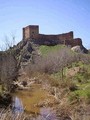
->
<box><xmin>23</xmin><ymin>25</ymin><xmax>39</xmax><ymax>40</ymax></box>
<box><xmin>23</xmin><ymin>25</ymin><xmax>82</xmax><ymax>47</ymax></box>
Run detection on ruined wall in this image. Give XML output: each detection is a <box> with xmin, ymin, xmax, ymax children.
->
<box><xmin>23</xmin><ymin>27</ymin><xmax>30</xmax><ymax>40</ymax></box>
<box><xmin>33</xmin><ymin>31</ymin><xmax>73</xmax><ymax>41</ymax></box>
<box><xmin>65</xmin><ymin>38</ymin><xmax>82</xmax><ymax>47</ymax></box>
<box><xmin>58</xmin><ymin>31</ymin><xmax>73</xmax><ymax>41</ymax></box>
<box><xmin>33</xmin><ymin>34</ymin><xmax>60</xmax><ymax>45</ymax></box>
<box><xmin>23</xmin><ymin>25</ymin><xmax>82</xmax><ymax>47</ymax></box>
<box><xmin>34</xmin><ymin>34</ymin><xmax>58</xmax><ymax>41</ymax></box>
<box><xmin>72</xmin><ymin>38</ymin><xmax>82</xmax><ymax>47</ymax></box>
<box><xmin>23</xmin><ymin>25</ymin><xmax>73</xmax><ymax>41</ymax></box>
<box><xmin>32</xmin><ymin>31</ymin><xmax>74</xmax><ymax>45</ymax></box>
<box><xmin>29</xmin><ymin>25</ymin><xmax>39</xmax><ymax>39</ymax></box>
<box><xmin>33</xmin><ymin>32</ymin><xmax>82</xmax><ymax>47</ymax></box>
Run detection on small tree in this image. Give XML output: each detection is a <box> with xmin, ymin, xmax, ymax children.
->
<box><xmin>0</xmin><ymin>32</ymin><xmax>16</xmax><ymax>51</ymax></box>
<box><xmin>0</xmin><ymin>52</ymin><xmax>17</xmax><ymax>91</ymax></box>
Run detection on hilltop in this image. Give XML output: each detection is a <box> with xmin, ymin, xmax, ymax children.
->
<box><xmin>7</xmin><ymin>38</ymin><xmax>90</xmax><ymax>120</ymax></box>
<box><xmin>5</xmin><ymin>24</ymin><xmax>88</xmax><ymax>67</ymax></box>
<box><xmin>0</xmin><ymin>26</ymin><xmax>90</xmax><ymax>120</ymax></box>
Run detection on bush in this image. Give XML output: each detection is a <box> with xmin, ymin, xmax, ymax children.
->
<box><xmin>69</xmin><ymin>83</ymin><xmax>78</xmax><ymax>91</ymax></box>
<box><xmin>26</xmin><ymin>47</ymin><xmax>81</xmax><ymax>75</ymax></box>
<box><xmin>86</xmin><ymin>91</ymin><xmax>90</xmax><ymax>104</ymax></box>
<box><xmin>74</xmin><ymin>66</ymin><xmax>90</xmax><ymax>83</ymax></box>
<box><xmin>69</xmin><ymin>92</ymin><xmax>80</xmax><ymax>102</ymax></box>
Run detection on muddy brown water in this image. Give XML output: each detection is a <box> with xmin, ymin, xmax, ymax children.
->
<box><xmin>12</xmin><ymin>84</ymin><xmax>59</xmax><ymax>120</ymax></box>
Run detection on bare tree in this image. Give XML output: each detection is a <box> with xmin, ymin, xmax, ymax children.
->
<box><xmin>0</xmin><ymin>52</ymin><xmax>17</xmax><ymax>91</ymax></box>
<box><xmin>4</xmin><ymin>35</ymin><xmax>11</xmax><ymax>50</ymax></box>
<box><xmin>11</xmin><ymin>30</ymin><xmax>16</xmax><ymax>47</ymax></box>
<box><xmin>0</xmin><ymin>31</ymin><xmax>16</xmax><ymax>51</ymax></box>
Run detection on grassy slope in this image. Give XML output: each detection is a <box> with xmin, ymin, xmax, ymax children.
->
<box><xmin>39</xmin><ymin>45</ymin><xmax>90</xmax><ymax>103</ymax></box>
<box><xmin>70</xmin><ymin>64</ymin><xmax>90</xmax><ymax>101</ymax></box>
<box><xmin>63</xmin><ymin>63</ymin><xmax>90</xmax><ymax>103</ymax></box>
<box><xmin>39</xmin><ymin>45</ymin><xmax>65</xmax><ymax>55</ymax></box>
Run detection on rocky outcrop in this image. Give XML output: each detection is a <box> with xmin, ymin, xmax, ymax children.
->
<box><xmin>71</xmin><ymin>46</ymin><xmax>83</xmax><ymax>53</ymax></box>
<box><xmin>10</xmin><ymin>40</ymin><xmax>40</xmax><ymax>67</ymax></box>
<box><xmin>71</xmin><ymin>45</ymin><xmax>88</xmax><ymax>53</ymax></box>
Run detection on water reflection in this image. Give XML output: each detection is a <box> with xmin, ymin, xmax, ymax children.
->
<box><xmin>12</xmin><ymin>96</ymin><xmax>58</xmax><ymax>120</ymax></box>
<box><xmin>12</xmin><ymin>97</ymin><xmax>24</xmax><ymax>114</ymax></box>
<box><xmin>38</xmin><ymin>107</ymin><xmax>57</xmax><ymax>120</ymax></box>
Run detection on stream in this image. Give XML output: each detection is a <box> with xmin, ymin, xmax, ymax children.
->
<box><xmin>12</xmin><ymin>90</ymin><xmax>58</xmax><ymax>120</ymax></box>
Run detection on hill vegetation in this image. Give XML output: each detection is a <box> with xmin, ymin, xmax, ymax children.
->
<box><xmin>0</xmin><ymin>39</ymin><xmax>90</xmax><ymax>120</ymax></box>
<box><xmin>39</xmin><ymin>45</ymin><xmax>65</xmax><ymax>55</ymax></box>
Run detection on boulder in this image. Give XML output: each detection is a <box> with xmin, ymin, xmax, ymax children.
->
<box><xmin>71</xmin><ymin>45</ymin><xmax>88</xmax><ymax>53</ymax></box>
<box><xmin>71</xmin><ymin>46</ymin><xmax>83</xmax><ymax>53</ymax></box>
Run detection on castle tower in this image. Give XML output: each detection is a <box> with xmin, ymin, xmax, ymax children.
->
<box><xmin>23</xmin><ymin>25</ymin><xmax>39</xmax><ymax>40</ymax></box>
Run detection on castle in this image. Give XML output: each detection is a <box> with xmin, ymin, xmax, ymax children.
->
<box><xmin>22</xmin><ymin>25</ymin><xmax>82</xmax><ymax>47</ymax></box>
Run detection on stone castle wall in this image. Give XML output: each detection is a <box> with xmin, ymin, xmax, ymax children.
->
<box><xmin>22</xmin><ymin>25</ymin><xmax>82</xmax><ymax>47</ymax></box>
<box><xmin>34</xmin><ymin>31</ymin><xmax>73</xmax><ymax>41</ymax></box>
<box><xmin>23</xmin><ymin>25</ymin><xmax>39</xmax><ymax>40</ymax></box>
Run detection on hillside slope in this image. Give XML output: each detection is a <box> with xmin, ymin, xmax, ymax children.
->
<box><xmin>0</xmin><ymin>38</ymin><xmax>90</xmax><ymax>120</ymax></box>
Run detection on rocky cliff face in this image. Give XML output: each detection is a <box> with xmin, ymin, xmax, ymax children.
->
<box><xmin>10</xmin><ymin>40</ymin><xmax>40</xmax><ymax>68</ymax></box>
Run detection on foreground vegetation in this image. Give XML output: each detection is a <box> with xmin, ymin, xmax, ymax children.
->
<box><xmin>1</xmin><ymin>61</ymin><xmax>90</xmax><ymax>120</ymax></box>
<box><xmin>0</xmin><ymin>44</ymin><xmax>90</xmax><ymax>120</ymax></box>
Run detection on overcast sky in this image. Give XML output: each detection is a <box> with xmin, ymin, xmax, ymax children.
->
<box><xmin>0</xmin><ymin>0</ymin><xmax>90</xmax><ymax>49</ymax></box>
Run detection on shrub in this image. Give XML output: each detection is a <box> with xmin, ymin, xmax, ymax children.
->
<box><xmin>87</xmin><ymin>92</ymin><xmax>90</xmax><ymax>99</ymax></box>
<box><xmin>69</xmin><ymin>83</ymin><xmax>78</xmax><ymax>91</ymax></box>
<box><xmin>26</xmin><ymin>47</ymin><xmax>81</xmax><ymax>76</ymax></box>
<box><xmin>85</xmin><ymin>91</ymin><xmax>90</xmax><ymax>104</ymax></box>
<box><xmin>69</xmin><ymin>92</ymin><xmax>80</xmax><ymax>102</ymax></box>
<box><xmin>0</xmin><ymin>52</ymin><xmax>17</xmax><ymax>91</ymax></box>
<box><xmin>48</xmin><ymin>78</ymin><xmax>60</xmax><ymax>87</ymax></box>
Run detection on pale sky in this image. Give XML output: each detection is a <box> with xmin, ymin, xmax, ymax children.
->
<box><xmin>0</xmin><ymin>0</ymin><xmax>90</xmax><ymax>49</ymax></box>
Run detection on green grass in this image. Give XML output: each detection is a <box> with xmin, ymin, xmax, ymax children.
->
<box><xmin>59</xmin><ymin>62</ymin><xmax>90</xmax><ymax>103</ymax></box>
<box><xmin>69</xmin><ymin>83</ymin><xmax>90</xmax><ymax>103</ymax></box>
<box><xmin>74</xmin><ymin>89</ymin><xmax>90</xmax><ymax>97</ymax></box>
<box><xmin>73</xmin><ymin>64</ymin><xmax>90</xmax><ymax>96</ymax></box>
<box><xmin>0</xmin><ymin>84</ymin><xmax>8</xmax><ymax>95</ymax></box>
<box><xmin>69</xmin><ymin>75</ymin><xmax>90</xmax><ymax>103</ymax></box>
<box><xmin>51</xmin><ymin>68</ymin><xmax>66</xmax><ymax>80</ymax></box>
<box><xmin>39</xmin><ymin>45</ymin><xmax>65</xmax><ymax>56</ymax></box>
<box><xmin>71</xmin><ymin>61</ymin><xmax>84</xmax><ymax>67</ymax></box>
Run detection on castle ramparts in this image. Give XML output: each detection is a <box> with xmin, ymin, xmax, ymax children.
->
<box><xmin>22</xmin><ymin>25</ymin><xmax>82</xmax><ymax>47</ymax></box>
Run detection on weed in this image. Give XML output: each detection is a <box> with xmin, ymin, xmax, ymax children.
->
<box><xmin>69</xmin><ymin>92</ymin><xmax>80</xmax><ymax>102</ymax></box>
<box><xmin>85</xmin><ymin>91</ymin><xmax>90</xmax><ymax>104</ymax></box>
